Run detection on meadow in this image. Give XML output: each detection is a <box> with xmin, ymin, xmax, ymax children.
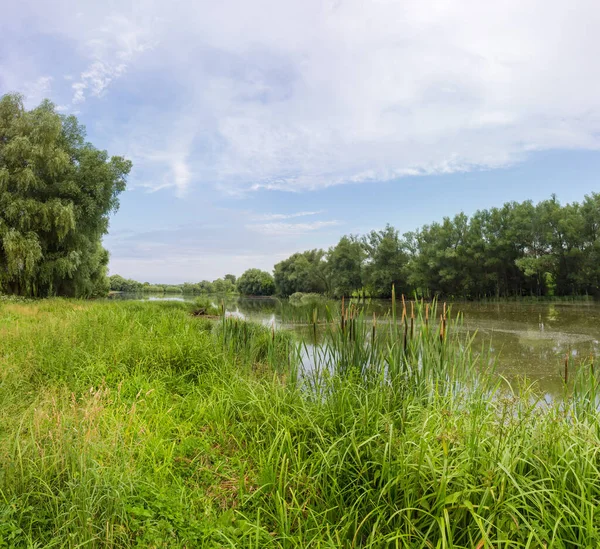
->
<box><xmin>1</xmin><ymin>297</ymin><xmax>600</xmax><ymax>548</ymax></box>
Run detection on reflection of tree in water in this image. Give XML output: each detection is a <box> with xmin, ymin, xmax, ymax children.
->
<box><xmin>234</xmin><ymin>297</ymin><xmax>279</xmax><ymax>316</ymax></box>
<box><xmin>547</xmin><ymin>304</ymin><xmax>559</xmax><ymax>322</ymax></box>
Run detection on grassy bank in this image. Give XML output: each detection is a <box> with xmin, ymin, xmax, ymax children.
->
<box><xmin>1</xmin><ymin>299</ymin><xmax>599</xmax><ymax>547</ymax></box>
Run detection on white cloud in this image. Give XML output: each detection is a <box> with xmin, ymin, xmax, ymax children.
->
<box><xmin>247</xmin><ymin>220</ymin><xmax>341</xmax><ymax>235</ymax></box>
<box><xmin>253</xmin><ymin>210</ymin><xmax>324</xmax><ymax>221</ymax></box>
<box><xmin>5</xmin><ymin>0</ymin><xmax>600</xmax><ymax>194</ymax></box>
<box><xmin>68</xmin><ymin>13</ymin><xmax>155</xmax><ymax>104</ymax></box>
<box><xmin>15</xmin><ymin>76</ymin><xmax>53</xmax><ymax>107</ymax></box>
<box><xmin>125</xmin><ymin>130</ymin><xmax>195</xmax><ymax>196</ymax></box>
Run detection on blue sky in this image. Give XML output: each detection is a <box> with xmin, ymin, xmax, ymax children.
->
<box><xmin>2</xmin><ymin>0</ymin><xmax>600</xmax><ymax>283</ymax></box>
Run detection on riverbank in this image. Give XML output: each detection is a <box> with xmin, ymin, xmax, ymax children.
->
<box><xmin>1</xmin><ymin>299</ymin><xmax>599</xmax><ymax>547</ymax></box>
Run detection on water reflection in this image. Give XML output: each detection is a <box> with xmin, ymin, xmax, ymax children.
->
<box><xmin>112</xmin><ymin>293</ymin><xmax>600</xmax><ymax>394</ymax></box>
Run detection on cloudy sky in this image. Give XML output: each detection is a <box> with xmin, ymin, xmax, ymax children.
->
<box><xmin>3</xmin><ymin>0</ymin><xmax>600</xmax><ymax>282</ymax></box>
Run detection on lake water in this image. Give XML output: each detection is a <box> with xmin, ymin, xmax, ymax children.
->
<box><xmin>115</xmin><ymin>294</ymin><xmax>600</xmax><ymax>394</ymax></box>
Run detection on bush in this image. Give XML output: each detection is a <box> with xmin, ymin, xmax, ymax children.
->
<box><xmin>237</xmin><ymin>269</ymin><xmax>275</xmax><ymax>296</ymax></box>
<box><xmin>190</xmin><ymin>297</ymin><xmax>221</xmax><ymax>316</ymax></box>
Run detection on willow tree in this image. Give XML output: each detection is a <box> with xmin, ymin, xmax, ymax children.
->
<box><xmin>0</xmin><ymin>93</ymin><xmax>131</xmax><ymax>297</ymax></box>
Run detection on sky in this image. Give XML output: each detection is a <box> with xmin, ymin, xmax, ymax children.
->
<box><xmin>2</xmin><ymin>0</ymin><xmax>600</xmax><ymax>283</ymax></box>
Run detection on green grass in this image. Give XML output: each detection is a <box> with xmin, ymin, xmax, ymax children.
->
<box><xmin>1</xmin><ymin>298</ymin><xmax>599</xmax><ymax>547</ymax></box>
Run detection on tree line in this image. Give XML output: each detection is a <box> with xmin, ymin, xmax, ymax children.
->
<box><xmin>113</xmin><ymin>192</ymin><xmax>600</xmax><ymax>300</ymax></box>
<box><xmin>265</xmin><ymin>193</ymin><xmax>600</xmax><ymax>299</ymax></box>
<box><xmin>261</xmin><ymin>194</ymin><xmax>600</xmax><ymax>299</ymax></box>
<box><xmin>108</xmin><ymin>274</ymin><xmax>239</xmax><ymax>295</ymax></box>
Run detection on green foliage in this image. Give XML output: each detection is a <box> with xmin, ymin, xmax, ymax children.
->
<box><xmin>362</xmin><ymin>224</ymin><xmax>409</xmax><ymax>297</ymax></box>
<box><xmin>2</xmin><ymin>299</ymin><xmax>600</xmax><ymax>546</ymax></box>
<box><xmin>236</xmin><ymin>268</ymin><xmax>275</xmax><ymax>296</ymax></box>
<box><xmin>276</xmin><ymin>192</ymin><xmax>600</xmax><ymax>299</ymax></box>
<box><xmin>191</xmin><ymin>297</ymin><xmax>220</xmax><ymax>316</ymax></box>
<box><xmin>288</xmin><ymin>291</ymin><xmax>324</xmax><ymax>304</ymax></box>
<box><xmin>109</xmin><ymin>274</ymin><xmax>143</xmax><ymax>292</ymax></box>
<box><xmin>211</xmin><ymin>277</ymin><xmax>236</xmax><ymax>294</ymax></box>
<box><xmin>0</xmin><ymin>93</ymin><xmax>131</xmax><ymax>297</ymax></box>
<box><xmin>273</xmin><ymin>249</ymin><xmax>329</xmax><ymax>296</ymax></box>
<box><xmin>110</xmin><ymin>276</ymin><xmax>237</xmax><ymax>295</ymax></box>
<box><xmin>326</xmin><ymin>235</ymin><xmax>364</xmax><ymax>297</ymax></box>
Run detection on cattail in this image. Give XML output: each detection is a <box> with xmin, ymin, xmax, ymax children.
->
<box><xmin>410</xmin><ymin>301</ymin><xmax>414</xmax><ymax>339</ymax></box>
<box><xmin>425</xmin><ymin>303</ymin><xmax>429</xmax><ymax>327</ymax></box>
<box><xmin>372</xmin><ymin>312</ymin><xmax>376</xmax><ymax>343</ymax></box>
<box><xmin>440</xmin><ymin>314</ymin><xmax>445</xmax><ymax>342</ymax></box>
<box><xmin>564</xmin><ymin>353</ymin><xmax>569</xmax><ymax>385</ymax></box>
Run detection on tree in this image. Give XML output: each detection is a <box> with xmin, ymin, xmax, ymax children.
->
<box><xmin>273</xmin><ymin>250</ymin><xmax>329</xmax><ymax>296</ymax></box>
<box><xmin>212</xmin><ymin>277</ymin><xmax>236</xmax><ymax>294</ymax></box>
<box><xmin>237</xmin><ymin>269</ymin><xmax>275</xmax><ymax>296</ymax></box>
<box><xmin>578</xmin><ymin>193</ymin><xmax>600</xmax><ymax>296</ymax></box>
<box><xmin>363</xmin><ymin>225</ymin><xmax>409</xmax><ymax>297</ymax></box>
<box><xmin>327</xmin><ymin>235</ymin><xmax>364</xmax><ymax>297</ymax></box>
<box><xmin>0</xmin><ymin>93</ymin><xmax>131</xmax><ymax>297</ymax></box>
<box><xmin>197</xmin><ymin>280</ymin><xmax>214</xmax><ymax>293</ymax></box>
<box><xmin>182</xmin><ymin>282</ymin><xmax>200</xmax><ymax>294</ymax></box>
<box><xmin>109</xmin><ymin>274</ymin><xmax>142</xmax><ymax>293</ymax></box>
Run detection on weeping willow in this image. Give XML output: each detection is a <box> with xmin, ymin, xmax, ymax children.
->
<box><xmin>0</xmin><ymin>93</ymin><xmax>131</xmax><ymax>297</ymax></box>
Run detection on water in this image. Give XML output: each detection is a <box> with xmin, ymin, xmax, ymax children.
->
<box><xmin>113</xmin><ymin>293</ymin><xmax>600</xmax><ymax>393</ymax></box>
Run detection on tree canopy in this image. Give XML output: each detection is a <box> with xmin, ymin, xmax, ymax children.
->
<box><xmin>237</xmin><ymin>268</ymin><xmax>275</xmax><ymax>296</ymax></box>
<box><xmin>273</xmin><ymin>250</ymin><xmax>329</xmax><ymax>297</ymax></box>
<box><xmin>111</xmin><ymin>191</ymin><xmax>600</xmax><ymax>300</ymax></box>
<box><xmin>0</xmin><ymin>93</ymin><xmax>131</xmax><ymax>297</ymax></box>
<box><xmin>269</xmin><ymin>193</ymin><xmax>600</xmax><ymax>299</ymax></box>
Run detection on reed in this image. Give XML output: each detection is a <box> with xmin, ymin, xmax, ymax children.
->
<box><xmin>0</xmin><ymin>298</ymin><xmax>599</xmax><ymax>547</ymax></box>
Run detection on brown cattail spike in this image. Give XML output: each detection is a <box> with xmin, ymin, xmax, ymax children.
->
<box><xmin>372</xmin><ymin>312</ymin><xmax>376</xmax><ymax>342</ymax></box>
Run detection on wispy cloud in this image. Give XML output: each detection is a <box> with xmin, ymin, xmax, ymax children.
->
<box><xmin>71</xmin><ymin>15</ymin><xmax>155</xmax><ymax>104</ymax></box>
<box><xmin>247</xmin><ymin>220</ymin><xmax>341</xmax><ymax>235</ymax></box>
<box><xmin>19</xmin><ymin>76</ymin><xmax>53</xmax><ymax>106</ymax></box>
<box><xmin>252</xmin><ymin>210</ymin><xmax>324</xmax><ymax>221</ymax></box>
<box><xmin>5</xmin><ymin>0</ymin><xmax>600</xmax><ymax>196</ymax></box>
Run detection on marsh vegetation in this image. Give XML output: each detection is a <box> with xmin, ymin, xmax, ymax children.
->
<box><xmin>1</xmin><ymin>297</ymin><xmax>600</xmax><ymax>547</ymax></box>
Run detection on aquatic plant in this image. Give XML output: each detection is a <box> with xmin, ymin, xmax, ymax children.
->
<box><xmin>0</xmin><ymin>298</ymin><xmax>599</xmax><ymax>547</ymax></box>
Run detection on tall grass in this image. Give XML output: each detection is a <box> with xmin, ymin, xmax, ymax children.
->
<box><xmin>0</xmin><ymin>298</ymin><xmax>599</xmax><ymax>547</ymax></box>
